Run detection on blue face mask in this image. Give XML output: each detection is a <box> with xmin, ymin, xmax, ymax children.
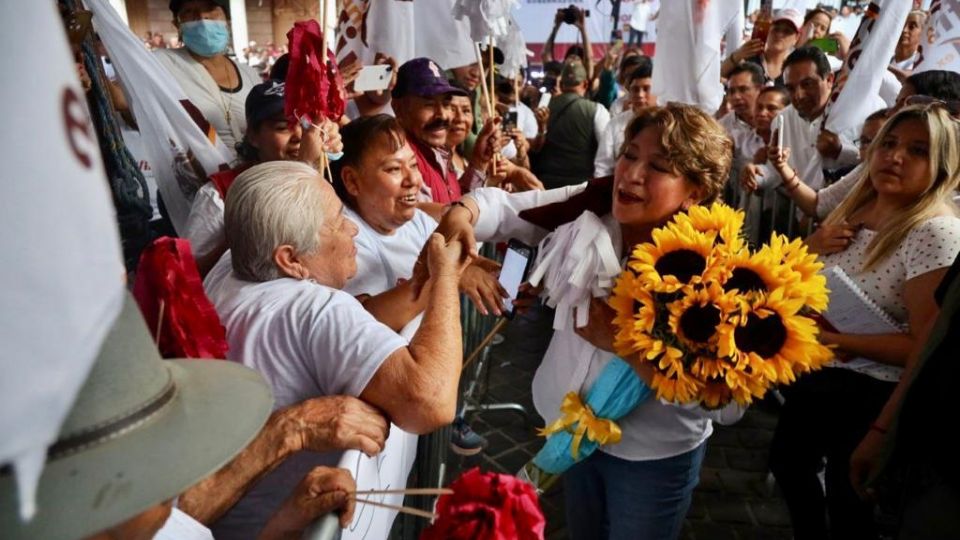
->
<box><xmin>180</xmin><ymin>20</ymin><xmax>230</xmax><ymax>57</ymax></box>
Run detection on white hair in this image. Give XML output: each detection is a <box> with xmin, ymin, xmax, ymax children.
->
<box><xmin>224</xmin><ymin>161</ymin><xmax>326</xmax><ymax>282</ymax></box>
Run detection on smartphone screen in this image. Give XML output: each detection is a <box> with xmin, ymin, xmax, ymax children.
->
<box><xmin>537</xmin><ymin>91</ymin><xmax>552</xmax><ymax>109</ymax></box>
<box><xmin>354</xmin><ymin>65</ymin><xmax>393</xmax><ymax>92</ymax></box>
<box><xmin>502</xmin><ymin>109</ymin><xmax>519</xmax><ymax>132</ymax></box>
<box><xmin>498</xmin><ymin>241</ymin><xmax>532</xmax><ymax>317</ymax></box>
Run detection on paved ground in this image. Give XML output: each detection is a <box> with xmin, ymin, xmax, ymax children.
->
<box><xmin>448</xmin><ymin>306</ymin><xmax>795</xmax><ymax>540</ymax></box>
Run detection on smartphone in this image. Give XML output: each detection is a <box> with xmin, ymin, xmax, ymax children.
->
<box><xmin>537</xmin><ymin>91</ymin><xmax>552</xmax><ymax>109</ymax></box>
<box><xmin>502</xmin><ymin>109</ymin><xmax>519</xmax><ymax>132</ymax></box>
<box><xmin>498</xmin><ymin>239</ymin><xmax>534</xmax><ymax>318</ymax></box>
<box><xmin>808</xmin><ymin>37</ymin><xmax>840</xmax><ymax>54</ymax></box>
<box><xmin>354</xmin><ymin>64</ymin><xmax>393</xmax><ymax>92</ymax></box>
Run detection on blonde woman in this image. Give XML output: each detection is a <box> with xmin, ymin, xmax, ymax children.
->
<box><xmin>770</xmin><ymin>104</ymin><xmax>960</xmax><ymax>540</ymax></box>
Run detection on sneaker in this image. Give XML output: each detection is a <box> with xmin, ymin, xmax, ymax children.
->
<box><xmin>450</xmin><ymin>417</ymin><xmax>488</xmax><ymax>456</ymax></box>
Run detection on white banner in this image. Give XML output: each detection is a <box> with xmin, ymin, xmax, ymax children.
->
<box><xmin>824</xmin><ymin>0</ymin><xmax>911</xmax><ymax>140</ymax></box>
<box><xmin>914</xmin><ymin>0</ymin><xmax>960</xmax><ymax>74</ymax></box>
<box><xmin>0</xmin><ymin>0</ymin><xmax>124</xmax><ymax>520</ymax></box>
<box><xmin>651</xmin><ymin>0</ymin><xmax>744</xmax><ymax>113</ymax></box>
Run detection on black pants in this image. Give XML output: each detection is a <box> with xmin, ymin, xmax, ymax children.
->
<box><xmin>770</xmin><ymin>368</ymin><xmax>895</xmax><ymax>540</ymax></box>
<box><xmin>627</xmin><ymin>29</ymin><xmax>645</xmax><ymax>47</ymax></box>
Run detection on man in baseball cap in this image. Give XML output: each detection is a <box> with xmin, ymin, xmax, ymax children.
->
<box><xmin>392</xmin><ymin>57</ymin><xmax>501</xmax><ymax>204</ymax></box>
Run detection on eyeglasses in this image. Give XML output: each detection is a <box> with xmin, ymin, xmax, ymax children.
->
<box><xmin>903</xmin><ymin>95</ymin><xmax>960</xmax><ymax>118</ymax></box>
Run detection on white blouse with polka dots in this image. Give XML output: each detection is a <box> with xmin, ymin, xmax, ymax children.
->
<box><xmin>821</xmin><ymin>215</ymin><xmax>960</xmax><ymax>382</ymax></box>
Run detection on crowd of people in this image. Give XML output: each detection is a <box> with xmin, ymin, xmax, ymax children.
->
<box><xmin>4</xmin><ymin>0</ymin><xmax>959</xmax><ymax>539</ymax></box>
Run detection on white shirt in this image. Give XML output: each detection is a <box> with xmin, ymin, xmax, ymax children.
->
<box><xmin>466</xmin><ymin>187</ymin><xmax>744</xmax><ymax>460</ymax></box>
<box><xmin>630</xmin><ymin>2</ymin><xmax>652</xmax><ymax>30</ymax></box>
<box><xmin>595</xmin><ymin>109</ymin><xmax>635</xmax><ymax>177</ymax></box>
<box><xmin>757</xmin><ymin>105</ymin><xmax>860</xmax><ymax>204</ymax></box>
<box><xmin>822</xmin><ymin>216</ymin><xmax>960</xmax><ymax>382</ymax></box>
<box><xmin>501</xmin><ymin>101</ymin><xmax>540</xmax><ymax>161</ymax></box>
<box><xmin>890</xmin><ymin>52</ymin><xmax>920</xmax><ymax>71</ymax></box>
<box><xmin>815</xmin><ymin>162</ymin><xmax>864</xmax><ymax>219</ymax></box>
<box><xmin>154</xmin><ymin>48</ymin><xmax>260</xmax><ymax>158</ymax></box>
<box><xmin>184</xmin><ymin>182</ymin><xmax>224</xmax><ymax>264</ymax></box>
<box><xmin>204</xmin><ymin>253</ymin><xmax>407</xmax><ymax>539</ymax></box>
<box><xmin>343</xmin><ymin>207</ymin><xmax>437</xmax><ymax>296</ymax></box>
<box><xmin>153</xmin><ymin>508</ymin><xmax>213</xmax><ymax>540</ymax></box>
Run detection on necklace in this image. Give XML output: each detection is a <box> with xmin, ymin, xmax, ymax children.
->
<box><xmin>203</xmin><ymin>56</ymin><xmax>240</xmax><ymax>141</ymax></box>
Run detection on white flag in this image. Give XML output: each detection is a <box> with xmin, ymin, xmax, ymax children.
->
<box><xmin>0</xmin><ymin>0</ymin><xmax>125</xmax><ymax>520</ymax></box>
<box><xmin>453</xmin><ymin>0</ymin><xmax>518</xmax><ymax>42</ymax></box>
<box><xmin>335</xmin><ymin>0</ymin><xmax>416</xmax><ymax>66</ymax></box>
<box><xmin>86</xmin><ymin>0</ymin><xmax>234</xmax><ymax>234</ymax></box>
<box><xmin>914</xmin><ymin>0</ymin><xmax>960</xmax><ymax>74</ymax></box>
<box><xmin>415</xmin><ymin>0</ymin><xmax>479</xmax><ymax>70</ymax></box>
<box><xmin>824</xmin><ymin>0</ymin><xmax>911</xmax><ymax>140</ymax></box>
<box><xmin>496</xmin><ymin>15</ymin><xmax>532</xmax><ymax>79</ymax></box>
<box><xmin>652</xmin><ymin>0</ymin><xmax>744</xmax><ymax>113</ymax></box>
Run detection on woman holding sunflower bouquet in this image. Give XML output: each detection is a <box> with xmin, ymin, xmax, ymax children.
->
<box><xmin>436</xmin><ymin>103</ymin><xmax>761</xmax><ymax>539</ymax></box>
<box><xmin>769</xmin><ymin>103</ymin><xmax>960</xmax><ymax>540</ymax></box>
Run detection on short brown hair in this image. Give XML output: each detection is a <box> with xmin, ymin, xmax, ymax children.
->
<box><xmin>331</xmin><ymin>114</ymin><xmax>406</xmax><ymax>207</ymax></box>
<box><xmin>620</xmin><ymin>103</ymin><xmax>733</xmax><ymax>203</ymax></box>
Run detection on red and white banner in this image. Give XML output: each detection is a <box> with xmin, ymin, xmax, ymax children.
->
<box><xmin>824</xmin><ymin>0</ymin><xmax>911</xmax><ymax>140</ymax></box>
<box><xmin>914</xmin><ymin>0</ymin><xmax>960</xmax><ymax>74</ymax></box>
<box><xmin>1</xmin><ymin>0</ymin><xmax>124</xmax><ymax>520</ymax></box>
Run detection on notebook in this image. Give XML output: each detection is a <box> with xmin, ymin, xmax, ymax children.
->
<box><xmin>822</xmin><ymin>265</ymin><xmax>904</xmax><ymax>370</ymax></box>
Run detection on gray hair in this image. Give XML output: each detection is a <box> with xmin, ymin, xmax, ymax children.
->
<box><xmin>224</xmin><ymin>161</ymin><xmax>326</xmax><ymax>282</ymax></box>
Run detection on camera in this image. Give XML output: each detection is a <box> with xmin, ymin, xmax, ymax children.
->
<box><xmin>559</xmin><ymin>5</ymin><xmax>589</xmax><ymax>25</ymax></box>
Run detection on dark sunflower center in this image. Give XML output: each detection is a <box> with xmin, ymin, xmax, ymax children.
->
<box><xmin>679</xmin><ymin>303</ymin><xmax>721</xmax><ymax>343</ymax></box>
<box><xmin>724</xmin><ymin>268</ymin><xmax>767</xmax><ymax>293</ymax></box>
<box><xmin>654</xmin><ymin>249</ymin><xmax>706</xmax><ymax>284</ymax></box>
<box><xmin>633</xmin><ymin>299</ymin><xmax>644</xmax><ymax>314</ymax></box>
<box><xmin>734</xmin><ymin>312</ymin><xmax>788</xmax><ymax>358</ymax></box>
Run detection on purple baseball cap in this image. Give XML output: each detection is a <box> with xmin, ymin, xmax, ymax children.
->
<box><xmin>392</xmin><ymin>57</ymin><xmax>469</xmax><ymax>99</ymax></box>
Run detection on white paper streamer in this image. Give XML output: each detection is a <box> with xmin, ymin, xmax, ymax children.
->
<box><xmin>528</xmin><ymin>212</ymin><xmax>622</xmax><ymax>332</ymax></box>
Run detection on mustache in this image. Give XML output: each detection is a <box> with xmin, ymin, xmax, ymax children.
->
<box><xmin>424</xmin><ymin>119</ymin><xmax>449</xmax><ymax>131</ymax></box>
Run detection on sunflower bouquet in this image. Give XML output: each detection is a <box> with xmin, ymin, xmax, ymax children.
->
<box><xmin>609</xmin><ymin>202</ymin><xmax>833</xmax><ymax>408</ymax></box>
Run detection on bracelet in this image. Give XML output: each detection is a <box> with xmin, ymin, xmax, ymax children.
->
<box><xmin>447</xmin><ymin>200</ymin><xmax>475</xmax><ymax>223</ymax></box>
<box><xmin>869</xmin><ymin>423</ymin><xmax>888</xmax><ymax>435</ymax></box>
<box><xmin>784</xmin><ymin>171</ymin><xmax>801</xmax><ymax>192</ymax></box>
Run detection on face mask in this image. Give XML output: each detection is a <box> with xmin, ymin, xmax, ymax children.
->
<box><xmin>180</xmin><ymin>20</ymin><xmax>230</xmax><ymax>57</ymax></box>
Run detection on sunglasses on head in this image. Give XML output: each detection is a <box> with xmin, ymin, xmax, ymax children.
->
<box><xmin>904</xmin><ymin>95</ymin><xmax>960</xmax><ymax>118</ymax></box>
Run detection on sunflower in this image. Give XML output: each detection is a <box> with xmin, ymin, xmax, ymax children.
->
<box><xmin>721</xmin><ymin>288</ymin><xmax>833</xmax><ymax>386</ymax></box>
<box><xmin>757</xmin><ymin>234</ymin><xmax>829</xmax><ymax>312</ymax></box>
<box><xmin>628</xmin><ymin>221</ymin><xmax>716</xmax><ymax>293</ymax></box>
<box><xmin>609</xmin><ymin>272</ymin><xmax>658</xmax><ymax>355</ymax></box>
<box><xmin>667</xmin><ymin>283</ymin><xmax>740</xmax><ymax>352</ymax></box>
<box><xmin>718</xmin><ymin>248</ymin><xmax>790</xmax><ymax>297</ymax></box>
<box><xmin>673</xmin><ymin>202</ymin><xmax>746</xmax><ymax>252</ymax></box>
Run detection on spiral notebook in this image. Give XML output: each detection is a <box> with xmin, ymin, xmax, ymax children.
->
<box><xmin>822</xmin><ymin>266</ymin><xmax>904</xmax><ymax>369</ymax></box>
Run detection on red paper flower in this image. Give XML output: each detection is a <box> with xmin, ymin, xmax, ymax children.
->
<box><xmin>421</xmin><ymin>468</ymin><xmax>545</xmax><ymax>540</ymax></box>
<box><xmin>285</xmin><ymin>19</ymin><xmax>346</xmax><ymax>125</ymax></box>
<box><xmin>132</xmin><ymin>237</ymin><xmax>228</xmax><ymax>359</ymax></box>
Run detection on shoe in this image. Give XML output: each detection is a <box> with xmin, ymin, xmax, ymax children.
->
<box><xmin>450</xmin><ymin>417</ymin><xmax>487</xmax><ymax>456</ymax></box>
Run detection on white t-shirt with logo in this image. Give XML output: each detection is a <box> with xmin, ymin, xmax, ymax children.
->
<box><xmin>204</xmin><ymin>253</ymin><xmax>407</xmax><ymax>539</ymax></box>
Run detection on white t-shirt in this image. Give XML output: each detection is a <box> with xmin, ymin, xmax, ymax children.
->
<box><xmin>154</xmin><ymin>48</ymin><xmax>260</xmax><ymax>158</ymax></box>
<box><xmin>184</xmin><ymin>182</ymin><xmax>224</xmax><ymax>264</ymax></box>
<box><xmin>816</xmin><ymin>163</ymin><xmax>864</xmax><ymax>219</ymax></box>
<box><xmin>204</xmin><ymin>253</ymin><xmax>407</xmax><ymax>539</ymax></box>
<box><xmin>630</xmin><ymin>2</ymin><xmax>652</xmax><ymax>30</ymax></box>
<box><xmin>343</xmin><ymin>207</ymin><xmax>437</xmax><ymax>296</ymax></box>
<box><xmin>822</xmin><ymin>216</ymin><xmax>960</xmax><ymax>382</ymax></box>
<box><xmin>595</xmin><ymin>109</ymin><xmax>635</xmax><ymax>177</ymax></box>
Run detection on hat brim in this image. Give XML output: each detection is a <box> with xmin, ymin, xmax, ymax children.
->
<box><xmin>0</xmin><ymin>359</ymin><xmax>273</xmax><ymax>540</ymax></box>
<box><xmin>415</xmin><ymin>83</ymin><xmax>469</xmax><ymax>98</ymax></box>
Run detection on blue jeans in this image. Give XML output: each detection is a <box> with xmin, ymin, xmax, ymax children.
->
<box><xmin>564</xmin><ymin>445</ymin><xmax>706</xmax><ymax>540</ymax></box>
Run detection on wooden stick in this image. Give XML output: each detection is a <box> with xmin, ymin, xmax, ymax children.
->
<box><xmin>350</xmin><ymin>488</ymin><xmax>453</xmax><ymax>497</ymax></box>
<box><xmin>463</xmin><ymin>318</ymin><xmax>509</xmax><ymax>369</ymax></box>
<box><xmin>155</xmin><ymin>300</ymin><xmax>166</xmax><ymax>346</ymax></box>
<box><xmin>353</xmin><ymin>498</ymin><xmax>436</xmax><ymax>520</ymax></box>
<box><xmin>473</xmin><ymin>43</ymin><xmax>495</xmax><ymax>119</ymax></box>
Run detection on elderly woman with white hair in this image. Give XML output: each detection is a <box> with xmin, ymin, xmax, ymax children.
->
<box><xmin>203</xmin><ymin>160</ymin><xmax>468</xmax><ymax>539</ymax></box>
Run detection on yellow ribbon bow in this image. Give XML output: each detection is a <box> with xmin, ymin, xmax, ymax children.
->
<box><xmin>537</xmin><ymin>392</ymin><xmax>623</xmax><ymax>459</ymax></box>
